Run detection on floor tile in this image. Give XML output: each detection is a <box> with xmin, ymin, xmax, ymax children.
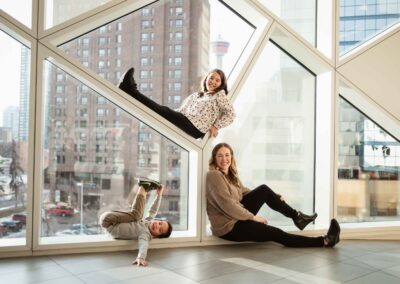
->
<box><xmin>345</xmin><ymin>271</ymin><xmax>400</xmax><ymax>284</ymax></box>
<box><xmin>1</xmin><ymin>264</ymin><xmax>72</xmax><ymax>284</ymax></box>
<box><xmin>0</xmin><ymin>256</ymin><xmax>57</xmax><ymax>274</ymax></box>
<box><xmin>173</xmin><ymin>258</ymin><xmax>247</xmax><ymax>282</ymax></box>
<box><xmin>34</xmin><ymin>275</ymin><xmax>86</xmax><ymax>284</ymax></box>
<box><xmin>119</xmin><ymin>271</ymin><xmax>197</xmax><ymax>284</ymax></box>
<box><xmin>350</xmin><ymin>251</ymin><xmax>400</xmax><ymax>269</ymax></box>
<box><xmin>200</xmin><ymin>267</ymin><xmax>283</xmax><ymax>284</ymax></box>
<box><xmin>300</xmin><ymin>261</ymin><xmax>375</xmax><ymax>282</ymax></box>
<box><xmin>77</xmin><ymin>264</ymin><xmax>166</xmax><ymax>284</ymax></box>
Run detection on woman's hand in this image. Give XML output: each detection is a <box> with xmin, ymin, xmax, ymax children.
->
<box><xmin>133</xmin><ymin>258</ymin><xmax>148</xmax><ymax>267</ymax></box>
<box><xmin>253</xmin><ymin>215</ymin><xmax>268</xmax><ymax>224</ymax></box>
<box><xmin>209</xmin><ymin>126</ymin><xmax>218</xmax><ymax>137</ymax></box>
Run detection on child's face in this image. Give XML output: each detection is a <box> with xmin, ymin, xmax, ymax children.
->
<box><xmin>205</xmin><ymin>72</ymin><xmax>222</xmax><ymax>93</ymax></box>
<box><xmin>149</xmin><ymin>220</ymin><xmax>169</xmax><ymax>237</ymax></box>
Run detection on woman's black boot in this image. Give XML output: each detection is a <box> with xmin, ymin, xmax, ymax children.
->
<box><xmin>293</xmin><ymin>211</ymin><xmax>318</xmax><ymax>230</ymax></box>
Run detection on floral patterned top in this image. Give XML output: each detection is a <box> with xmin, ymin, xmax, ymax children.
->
<box><xmin>177</xmin><ymin>90</ymin><xmax>236</xmax><ymax>133</ymax></box>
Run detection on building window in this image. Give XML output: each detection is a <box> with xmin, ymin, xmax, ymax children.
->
<box><xmin>175</xmin><ymin>44</ymin><xmax>182</xmax><ymax>53</ymax></box>
<box><xmin>175</xmin><ymin>69</ymin><xmax>182</xmax><ymax>79</ymax></box>
<box><xmin>141</xmin><ymin>7</ymin><xmax>152</xmax><ymax>16</ymax></box>
<box><xmin>141</xmin><ymin>57</ymin><xmax>149</xmax><ymax>66</ymax></box>
<box><xmin>98</xmin><ymin>37</ymin><xmax>106</xmax><ymax>45</ymax></box>
<box><xmin>175</xmin><ymin>32</ymin><xmax>183</xmax><ymax>41</ymax></box>
<box><xmin>116</xmin><ymin>22</ymin><xmax>122</xmax><ymax>31</ymax></box>
<box><xmin>174</xmin><ymin>57</ymin><xmax>182</xmax><ymax>66</ymax></box>
<box><xmin>175</xmin><ymin>19</ymin><xmax>183</xmax><ymax>28</ymax></box>
<box><xmin>176</xmin><ymin>7</ymin><xmax>183</xmax><ymax>16</ymax></box>
<box><xmin>96</xmin><ymin>108</ymin><xmax>105</xmax><ymax>116</ymax></box>
<box><xmin>169</xmin><ymin>201</ymin><xmax>179</xmax><ymax>211</ymax></box>
<box><xmin>174</xmin><ymin>82</ymin><xmax>181</xmax><ymax>92</ymax></box>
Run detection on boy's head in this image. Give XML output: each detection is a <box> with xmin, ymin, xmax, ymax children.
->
<box><xmin>149</xmin><ymin>219</ymin><xmax>173</xmax><ymax>238</ymax></box>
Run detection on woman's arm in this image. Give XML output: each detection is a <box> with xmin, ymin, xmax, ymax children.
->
<box><xmin>213</xmin><ymin>92</ymin><xmax>236</xmax><ymax>130</ymax></box>
<box><xmin>206</xmin><ymin>171</ymin><xmax>254</xmax><ymax>221</ymax></box>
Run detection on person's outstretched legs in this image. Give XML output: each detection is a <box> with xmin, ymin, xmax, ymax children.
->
<box><xmin>117</xmin><ymin>68</ymin><xmax>204</xmax><ymax>139</ymax></box>
<box><xmin>221</xmin><ymin>218</ymin><xmax>340</xmax><ymax>248</ymax></box>
<box><xmin>241</xmin><ymin>184</ymin><xmax>317</xmax><ymax>230</ymax></box>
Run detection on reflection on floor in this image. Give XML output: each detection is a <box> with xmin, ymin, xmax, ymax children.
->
<box><xmin>1</xmin><ymin>240</ymin><xmax>400</xmax><ymax>283</ymax></box>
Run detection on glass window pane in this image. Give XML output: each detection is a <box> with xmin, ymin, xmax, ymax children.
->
<box><xmin>41</xmin><ymin>61</ymin><xmax>189</xmax><ymax>241</ymax></box>
<box><xmin>212</xmin><ymin>41</ymin><xmax>316</xmax><ymax>229</ymax></box>
<box><xmin>45</xmin><ymin>0</ymin><xmax>112</xmax><ymax>29</ymax></box>
<box><xmin>0</xmin><ymin>1</ymin><xmax>32</xmax><ymax>28</ymax></box>
<box><xmin>58</xmin><ymin>0</ymin><xmax>255</xmax><ymax>100</ymax></box>
<box><xmin>0</xmin><ymin>30</ymin><xmax>31</xmax><ymax>246</ymax></box>
<box><xmin>339</xmin><ymin>0</ymin><xmax>400</xmax><ymax>55</ymax></box>
<box><xmin>256</xmin><ymin>0</ymin><xmax>317</xmax><ymax>46</ymax></box>
<box><xmin>337</xmin><ymin>97</ymin><xmax>400</xmax><ymax>223</ymax></box>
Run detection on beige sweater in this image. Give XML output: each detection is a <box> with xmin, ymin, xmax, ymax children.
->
<box><xmin>206</xmin><ymin>170</ymin><xmax>254</xmax><ymax>236</ymax></box>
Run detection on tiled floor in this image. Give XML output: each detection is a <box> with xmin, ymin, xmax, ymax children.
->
<box><xmin>1</xmin><ymin>240</ymin><xmax>400</xmax><ymax>283</ymax></box>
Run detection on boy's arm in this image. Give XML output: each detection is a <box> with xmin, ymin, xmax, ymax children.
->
<box><xmin>132</xmin><ymin>235</ymin><xmax>150</xmax><ymax>266</ymax></box>
<box><xmin>147</xmin><ymin>186</ymin><xmax>164</xmax><ymax>219</ymax></box>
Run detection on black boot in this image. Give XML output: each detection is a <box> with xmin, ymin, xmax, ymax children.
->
<box><xmin>323</xmin><ymin>219</ymin><xmax>340</xmax><ymax>247</ymax></box>
<box><xmin>293</xmin><ymin>211</ymin><xmax>318</xmax><ymax>230</ymax></box>
<box><xmin>118</xmin><ymin>67</ymin><xmax>138</xmax><ymax>95</ymax></box>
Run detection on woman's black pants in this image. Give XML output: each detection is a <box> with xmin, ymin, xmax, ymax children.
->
<box><xmin>131</xmin><ymin>90</ymin><xmax>204</xmax><ymax>139</ymax></box>
<box><xmin>221</xmin><ymin>184</ymin><xmax>324</xmax><ymax>247</ymax></box>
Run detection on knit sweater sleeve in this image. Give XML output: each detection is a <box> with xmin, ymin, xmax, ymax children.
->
<box><xmin>213</xmin><ymin>91</ymin><xmax>236</xmax><ymax>130</ymax></box>
<box><xmin>146</xmin><ymin>194</ymin><xmax>162</xmax><ymax>220</ymax></box>
<box><xmin>137</xmin><ymin>234</ymin><xmax>151</xmax><ymax>260</ymax></box>
<box><xmin>206</xmin><ymin>170</ymin><xmax>254</xmax><ymax>221</ymax></box>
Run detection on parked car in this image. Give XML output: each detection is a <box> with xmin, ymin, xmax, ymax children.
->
<box><xmin>70</xmin><ymin>224</ymin><xmax>99</xmax><ymax>235</ymax></box>
<box><xmin>0</xmin><ymin>225</ymin><xmax>8</xmax><ymax>236</ymax></box>
<box><xmin>46</xmin><ymin>204</ymin><xmax>74</xmax><ymax>217</ymax></box>
<box><xmin>1</xmin><ymin>220</ymin><xmax>22</xmax><ymax>232</ymax></box>
<box><xmin>12</xmin><ymin>213</ymin><xmax>27</xmax><ymax>225</ymax></box>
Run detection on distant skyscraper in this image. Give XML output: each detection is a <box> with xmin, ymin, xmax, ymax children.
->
<box><xmin>210</xmin><ymin>34</ymin><xmax>229</xmax><ymax>70</ymax></box>
<box><xmin>3</xmin><ymin>106</ymin><xmax>19</xmax><ymax>140</ymax></box>
<box><xmin>19</xmin><ymin>46</ymin><xmax>30</xmax><ymax>141</ymax></box>
<box><xmin>339</xmin><ymin>0</ymin><xmax>400</xmax><ymax>54</ymax></box>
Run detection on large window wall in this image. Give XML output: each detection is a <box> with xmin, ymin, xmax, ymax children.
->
<box><xmin>0</xmin><ymin>30</ymin><xmax>31</xmax><ymax>245</ymax></box>
<box><xmin>337</xmin><ymin>96</ymin><xmax>400</xmax><ymax>223</ymax></box>
<box><xmin>0</xmin><ymin>0</ymin><xmax>399</xmax><ymax>254</ymax></box>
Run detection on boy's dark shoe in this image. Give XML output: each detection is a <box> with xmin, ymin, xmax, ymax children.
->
<box><xmin>118</xmin><ymin>67</ymin><xmax>138</xmax><ymax>95</ymax></box>
<box><xmin>324</xmin><ymin>218</ymin><xmax>340</xmax><ymax>247</ymax></box>
<box><xmin>293</xmin><ymin>211</ymin><xmax>318</xmax><ymax>230</ymax></box>
<box><xmin>136</xmin><ymin>177</ymin><xmax>161</xmax><ymax>192</ymax></box>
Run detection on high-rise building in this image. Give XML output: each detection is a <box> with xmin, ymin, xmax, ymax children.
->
<box><xmin>339</xmin><ymin>0</ymin><xmax>400</xmax><ymax>54</ymax></box>
<box><xmin>3</xmin><ymin>106</ymin><xmax>19</xmax><ymax>141</ymax></box>
<box><xmin>19</xmin><ymin>46</ymin><xmax>30</xmax><ymax>142</ymax></box>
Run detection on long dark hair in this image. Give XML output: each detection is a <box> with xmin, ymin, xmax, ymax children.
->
<box><xmin>198</xmin><ymin>69</ymin><xmax>228</xmax><ymax>96</ymax></box>
<box><xmin>209</xmin><ymin>143</ymin><xmax>242</xmax><ymax>188</ymax></box>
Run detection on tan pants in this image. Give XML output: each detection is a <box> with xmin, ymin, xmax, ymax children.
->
<box><xmin>100</xmin><ymin>194</ymin><xmax>145</xmax><ymax>228</ymax></box>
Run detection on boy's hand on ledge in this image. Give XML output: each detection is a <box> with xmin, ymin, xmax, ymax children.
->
<box><xmin>133</xmin><ymin>257</ymin><xmax>148</xmax><ymax>267</ymax></box>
